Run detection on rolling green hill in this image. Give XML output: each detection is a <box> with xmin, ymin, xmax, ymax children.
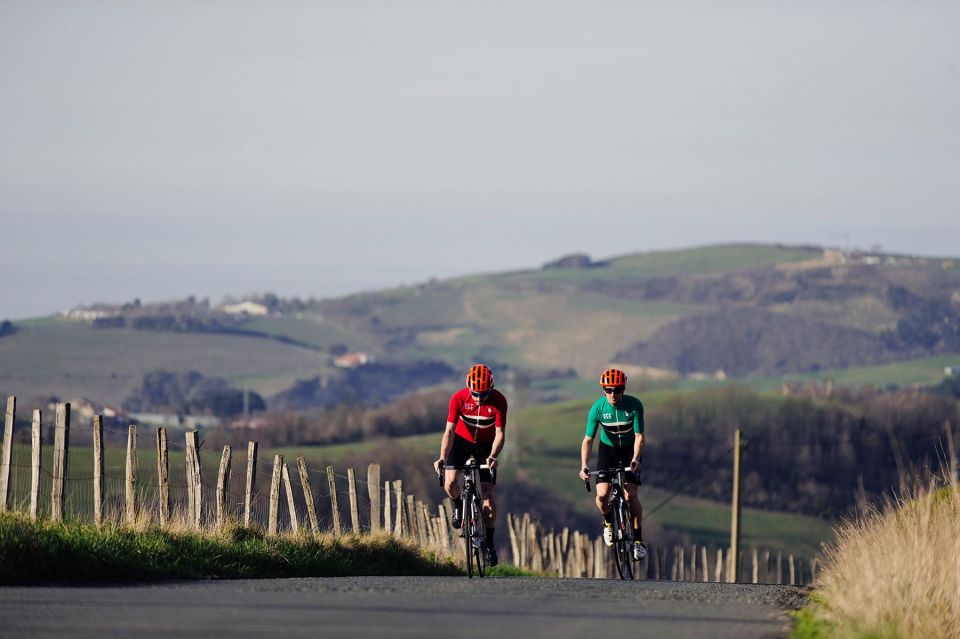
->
<box><xmin>0</xmin><ymin>319</ymin><xmax>331</xmax><ymax>405</ymax></box>
<box><xmin>2</xmin><ymin>243</ymin><xmax>958</xmax><ymax>410</ymax></box>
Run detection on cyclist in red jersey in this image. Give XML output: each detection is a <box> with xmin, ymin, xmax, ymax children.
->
<box><xmin>433</xmin><ymin>363</ymin><xmax>508</xmax><ymax>567</ymax></box>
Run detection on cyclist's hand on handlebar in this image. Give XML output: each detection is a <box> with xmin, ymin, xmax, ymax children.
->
<box><xmin>579</xmin><ymin>466</ymin><xmax>590</xmax><ymax>481</ymax></box>
<box><xmin>486</xmin><ymin>456</ymin><xmax>498</xmax><ymax>471</ymax></box>
<box><xmin>433</xmin><ymin>458</ymin><xmax>445</xmax><ymax>476</ymax></box>
<box><xmin>629</xmin><ymin>458</ymin><xmax>640</xmax><ymax>472</ymax></box>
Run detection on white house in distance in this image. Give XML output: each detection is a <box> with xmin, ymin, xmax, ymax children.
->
<box><xmin>222</xmin><ymin>300</ymin><xmax>269</xmax><ymax>316</ymax></box>
<box><xmin>334</xmin><ymin>352</ymin><xmax>373</xmax><ymax>368</ymax></box>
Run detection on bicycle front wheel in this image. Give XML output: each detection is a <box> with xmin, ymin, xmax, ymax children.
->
<box><xmin>612</xmin><ymin>500</ymin><xmax>635</xmax><ymax>580</ymax></box>
<box><xmin>462</xmin><ymin>498</ymin><xmax>474</xmax><ymax>578</ymax></box>
<box><xmin>470</xmin><ymin>495</ymin><xmax>486</xmax><ymax>578</ymax></box>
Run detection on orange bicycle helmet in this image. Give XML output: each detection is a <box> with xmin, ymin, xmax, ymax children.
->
<box><xmin>466</xmin><ymin>364</ymin><xmax>494</xmax><ymax>392</ymax></box>
<box><xmin>599</xmin><ymin>368</ymin><xmax>627</xmax><ymax>388</ymax></box>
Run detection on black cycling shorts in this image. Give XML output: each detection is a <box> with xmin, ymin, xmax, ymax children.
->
<box><xmin>596</xmin><ymin>443</ymin><xmax>641</xmax><ymax>485</ymax></box>
<box><xmin>447</xmin><ymin>435</ymin><xmax>496</xmax><ymax>484</ymax></box>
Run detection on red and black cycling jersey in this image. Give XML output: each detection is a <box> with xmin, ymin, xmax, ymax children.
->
<box><xmin>447</xmin><ymin>387</ymin><xmax>508</xmax><ymax>444</ymax></box>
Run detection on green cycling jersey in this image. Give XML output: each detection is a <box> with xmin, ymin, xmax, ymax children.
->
<box><xmin>584</xmin><ymin>394</ymin><xmax>644</xmax><ymax>448</ymax></box>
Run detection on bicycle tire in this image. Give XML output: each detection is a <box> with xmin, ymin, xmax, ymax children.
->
<box><xmin>612</xmin><ymin>498</ymin><xmax>635</xmax><ymax>580</ymax></box>
<box><xmin>472</xmin><ymin>495</ymin><xmax>487</xmax><ymax>578</ymax></box>
<box><xmin>462</xmin><ymin>498</ymin><xmax>474</xmax><ymax>578</ymax></box>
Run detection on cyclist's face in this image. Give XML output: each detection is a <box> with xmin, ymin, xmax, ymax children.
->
<box><xmin>603</xmin><ymin>386</ymin><xmax>625</xmax><ymax>405</ymax></box>
<box><xmin>470</xmin><ymin>390</ymin><xmax>491</xmax><ymax>403</ymax></box>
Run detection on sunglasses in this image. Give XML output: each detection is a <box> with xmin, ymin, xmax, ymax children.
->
<box><xmin>603</xmin><ymin>387</ymin><xmax>625</xmax><ymax>394</ymax></box>
<box><xmin>471</xmin><ymin>390</ymin><xmax>491</xmax><ymax>399</ymax></box>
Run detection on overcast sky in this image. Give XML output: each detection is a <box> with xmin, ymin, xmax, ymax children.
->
<box><xmin>2</xmin><ymin>1</ymin><xmax>958</xmax><ymax>320</ymax></box>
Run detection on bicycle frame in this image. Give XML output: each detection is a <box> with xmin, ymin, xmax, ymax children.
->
<box><xmin>440</xmin><ymin>457</ymin><xmax>491</xmax><ymax>578</ymax></box>
<box><xmin>586</xmin><ymin>466</ymin><xmax>637</xmax><ymax>579</ymax></box>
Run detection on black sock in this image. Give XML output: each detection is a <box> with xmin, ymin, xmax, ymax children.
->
<box><xmin>485</xmin><ymin>527</ymin><xmax>495</xmax><ymax>545</ymax></box>
<box><xmin>452</xmin><ymin>497</ymin><xmax>462</xmax><ymax>512</ymax></box>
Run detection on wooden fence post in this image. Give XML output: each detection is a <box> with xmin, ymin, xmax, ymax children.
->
<box><xmin>185</xmin><ymin>433</ymin><xmax>195</xmax><ymax>526</ymax></box>
<box><xmin>326</xmin><ymin>465</ymin><xmax>342</xmax><ymax>535</ymax></box>
<box><xmin>405</xmin><ymin>495</ymin><xmax>417</xmax><ymax>541</ymax></box>
<box><xmin>268</xmin><ymin>454</ymin><xmax>282</xmax><ymax>535</ymax></box>
<box><xmin>752</xmin><ymin>547</ymin><xmax>759</xmax><ymax>584</ymax></box>
<box><xmin>383</xmin><ymin>481</ymin><xmax>392</xmax><ymax>536</ymax></box>
<box><xmin>216</xmin><ymin>445</ymin><xmax>232</xmax><ymax>527</ymax></box>
<box><xmin>715</xmin><ymin>548</ymin><xmax>724</xmax><ymax>583</ymax></box>
<box><xmin>125</xmin><ymin>425</ymin><xmax>137</xmax><ymax>525</ymax></box>
<box><xmin>701</xmin><ymin>546</ymin><xmax>709</xmax><ymax>582</ymax></box>
<box><xmin>0</xmin><ymin>396</ymin><xmax>14</xmax><ymax>512</ymax></box>
<box><xmin>788</xmin><ymin>554</ymin><xmax>796</xmax><ymax>585</ymax></box>
<box><xmin>347</xmin><ymin>468</ymin><xmax>361</xmax><ymax>534</ymax></box>
<box><xmin>156</xmin><ymin>428</ymin><xmax>169</xmax><ymax>527</ymax></box>
<box><xmin>405</xmin><ymin>495</ymin><xmax>418</xmax><ymax>542</ymax></box>
<box><xmin>392</xmin><ymin>480</ymin><xmax>403</xmax><ymax>537</ymax></box>
<box><xmin>438</xmin><ymin>504</ymin><xmax>451</xmax><ymax>552</ymax></box>
<box><xmin>507</xmin><ymin>514</ymin><xmax>520</xmax><ymax>565</ymax></box>
<box><xmin>51</xmin><ymin>402</ymin><xmax>70</xmax><ymax>522</ymax></box>
<box><xmin>520</xmin><ymin>513</ymin><xmax>530</xmax><ymax>568</ymax></box>
<box><xmin>93</xmin><ymin>416</ymin><xmax>104</xmax><ymax>526</ymax></box>
<box><xmin>281</xmin><ymin>461</ymin><xmax>299</xmax><ymax>534</ymax></box>
<box><xmin>776</xmin><ymin>550</ymin><xmax>783</xmax><ymax>584</ymax></box>
<box><xmin>184</xmin><ymin>431</ymin><xmax>202</xmax><ymax>528</ymax></box>
<box><xmin>296</xmin><ymin>457</ymin><xmax>321</xmax><ymax>535</ymax></box>
<box><xmin>367</xmin><ymin>463</ymin><xmax>381</xmax><ymax>533</ymax></box>
<box><xmin>244</xmin><ymin>441</ymin><xmax>258</xmax><ymax>527</ymax></box>
<box><xmin>595</xmin><ymin>536</ymin><xmax>606</xmax><ymax>579</ymax></box>
<box><xmin>416</xmin><ymin>500</ymin><xmax>429</xmax><ymax>545</ymax></box>
<box><xmin>30</xmin><ymin>409</ymin><xmax>41</xmax><ymax>520</ymax></box>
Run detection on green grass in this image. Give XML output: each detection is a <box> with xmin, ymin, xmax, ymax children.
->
<box><xmin>241</xmin><ymin>316</ymin><xmax>370</xmax><ymax>351</ymax></box>
<box><xmin>753</xmin><ymin>354</ymin><xmax>960</xmax><ymax>390</ymax></box>
<box><xmin>485</xmin><ymin>563</ymin><xmax>540</xmax><ymax>577</ymax></box>
<box><xmin>0</xmin><ymin>511</ymin><xmax>459</xmax><ymax>584</ymax></box>
<box><xmin>488</xmin><ymin>244</ymin><xmax>821</xmax><ymax>285</ymax></box>
<box><xmin>790</xmin><ymin>606</ymin><xmax>838</xmax><ymax>639</ymax></box>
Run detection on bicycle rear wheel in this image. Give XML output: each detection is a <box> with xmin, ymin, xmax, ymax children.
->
<box><xmin>612</xmin><ymin>500</ymin><xmax>635</xmax><ymax>580</ymax></box>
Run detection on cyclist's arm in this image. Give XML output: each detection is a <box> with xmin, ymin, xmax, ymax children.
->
<box><xmin>631</xmin><ymin>400</ymin><xmax>645</xmax><ymax>467</ymax></box>
<box><xmin>631</xmin><ymin>432</ymin><xmax>644</xmax><ymax>467</ymax></box>
<box><xmin>580</xmin><ymin>435</ymin><xmax>595</xmax><ymax>480</ymax></box>
<box><xmin>487</xmin><ymin>426</ymin><xmax>505</xmax><ymax>469</ymax></box>
<box><xmin>434</xmin><ymin>421</ymin><xmax>457</xmax><ymax>473</ymax></box>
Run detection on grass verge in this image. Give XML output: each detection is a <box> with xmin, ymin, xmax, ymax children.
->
<box><xmin>791</xmin><ymin>481</ymin><xmax>960</xmax><ymax>639</ymax></box>
<box><xmin>0</xmin><ymin>512</ymin><xmax>460</xmax><ymax>585</ymax></box>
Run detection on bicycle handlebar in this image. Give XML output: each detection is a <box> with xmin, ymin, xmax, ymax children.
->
<box><xmin>582</xmin><ymin>467</ymin><xmax>636</xmax><ymax>493</ymax></box>
<box><xmin>438</xmin><ymin>461</ymin><xmax>491</xmax><ymax>471</ymax></box>
<box><xmin>436</xmin><ymin>460</ymin><xmax>493</xmax><ymax>487</ymax></box>
<box><xmin>584</xmin><ymin>467</ymin><xmax>634</xmax><ymax>476</ymax></box>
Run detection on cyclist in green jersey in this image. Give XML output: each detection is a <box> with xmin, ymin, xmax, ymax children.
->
<box><xmin>579</xmin><ymin>368</ymin><xmax>646</xmax><ymax>561</ymax></box>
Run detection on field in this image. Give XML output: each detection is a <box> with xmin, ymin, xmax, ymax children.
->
<box><xmin>0</xmin><ymin>319</ymin><xmax>332</xmax><ymax>405</ymax></box>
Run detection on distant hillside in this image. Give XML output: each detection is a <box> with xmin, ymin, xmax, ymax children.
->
<box><xmin>2</xmin><ymin>243</ymin><xmax>958</xmax><ymax>408</ymax></box>
<box><xmin>309</xmin><ymin>243</ymin><xmax>960</xmax><ymax>379</ymax></box>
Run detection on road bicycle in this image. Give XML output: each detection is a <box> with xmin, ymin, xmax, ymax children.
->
<box><xmin>585</xmin><ymin>466</ymin><xmax>638</xmax><ymax>580</ymax></box>
<box><xmin>438</xmin><ymin>457</ymin><xmax>491</xmax><ymax>578</ymax></box>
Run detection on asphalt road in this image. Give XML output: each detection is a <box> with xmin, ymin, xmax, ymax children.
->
<box><xmin>1</xmin><ymin>577</ymin><xmax>807</xmax><ymax>639</ymax></box>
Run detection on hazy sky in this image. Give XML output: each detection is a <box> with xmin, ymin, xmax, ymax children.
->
<box><xmin>2</xmin><ymin>1</ymin><xmax>958</xmax><ymax>319</ymax></box>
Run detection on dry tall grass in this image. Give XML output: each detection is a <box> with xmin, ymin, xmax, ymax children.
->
<box><xmin>806</xmin><ymin>474</ymin><xmax>960</xmax><ymax>638</ymax></box>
